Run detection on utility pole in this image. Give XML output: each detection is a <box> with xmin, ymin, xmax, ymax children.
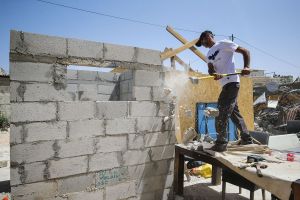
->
<box><xmin>230</xmin><ymin>34</ymin><xmax>234</xmax><ymax>41</ymax></box>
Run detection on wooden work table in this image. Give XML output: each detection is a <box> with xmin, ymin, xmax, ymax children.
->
<box><xmin>173</xmin><ymin>144</ymin><xmax>300</xmax><ymax>200</ymax></box>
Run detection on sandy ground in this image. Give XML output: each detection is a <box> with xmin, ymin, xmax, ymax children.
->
<box><xmin>180</xmin><ymin>175</ymin><xmax>272</xmax><ymax>200</ymax></box>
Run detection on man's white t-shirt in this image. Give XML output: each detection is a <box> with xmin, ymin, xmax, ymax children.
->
<box><xmin>206</xmin><ymin>39</ymin><xmax>239</xmax><ymax>87</ymax></box>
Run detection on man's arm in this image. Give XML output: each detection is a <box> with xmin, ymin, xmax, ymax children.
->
<box><xmin>208</xmin><ymin>63</ymin><xmax>223</xmax><ymax>80</ymax></box>
<box><xmin>235</xmin><ymin>46</ymin><xmax>251</xmax><ymax>75</ymax></box>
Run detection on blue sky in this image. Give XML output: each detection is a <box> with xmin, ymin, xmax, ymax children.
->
<box><xmin>1</xmin><ymin>0</ymin><xmax>299</xmax><ymax>77</ymax></box>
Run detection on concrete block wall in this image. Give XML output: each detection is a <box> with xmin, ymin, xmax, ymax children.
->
<box><xmin>10</xmin><ymin>30</ymin><xmax>175</xmax><ymax>200</ymax></box>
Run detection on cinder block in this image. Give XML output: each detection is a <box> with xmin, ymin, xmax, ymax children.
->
<box><xmin>150</xmin><ymin>145</ymin><xmax>174</xmax><ymax>161</ymax></box>
<box><xmin>144</xmin><ymin>132</ymin><xmax>169</xmax><ymax>147</ymax></box>
<box><xmin>130</xmin><ymin>101</ymin><xmax>157</xmax><ymax>117</ymax></box>
<box><xmin>24</xmin><ymin>121</ymin><xmax>67</xmax><ymax>142</ymax></box>
<box><xmin>128</xmin><ymin>134</ymin><xmax>144</xmax><ymax>150</ymax></box>
<box><xmin>136</xmin><ymin>176</ymin><xmax>164</xmax><ymax>194</ymax></box>
<box><xmin>68</xmin><ymin>38</ymin><xmax>103</xmax><ymax>59</ymax></box>
<box><xmin>103</xmin><ymin>43</ymin><xmax>135</xmax><ymax>62</ymax></box>
<box><xmin>105</xmin><ymin>181</ymin><xmax>136</xmax><ymax>200</ymax></box>
<box><xmin>11</xmin><ymin>162</ymin><xmax>46</xmax><ymax>186</ymax></box>
<box><xmin>67</xmin><ymin>69</ymin><xmax>78</xmax><ymax>80</ymax></box>
<box><xmin>119</xmin><ymin>70</ymin><xmax>133</xmax><ymax>81</ymax></box>
<box><xmin>127</xmin><ymin>160</ymin><xmax>170</xmax><ymax>181</ymax></box>
<box><xmin>57</xmin><ymin>173</ymin><xmax>95</xmax><ymax>194</ymax></box>
<box><xmin>11</xmin><ymin>141</ymin><xmax>54</xmax><ymax>163</ymax></box>
<box><xmin>136</xmin><ymin>117</ymin><xmax>163</xmax><ymax>133</ymax></box>
<box><xmin>120</xmin><ymin>80</ymin><xmax>130</xmax><ymax>94</ymax></box>
<box><xmin>11</xmin><ymin>181</ymin><xmax>57</xmax><ymax>199</ymax></box>
<box><xmin>123</xmin><ymin>150</ymin><xmax>150</xmax><ymax>166</ymax></box>
<box><xmin>58</xmin><ymin>101</ymin><xmax>95</xmax><ymax>121</ymax></box>
<box><xmin>78</xmin><ymin>84</ymin><xmax>97</xmax><ymax>101</ymax></box>
<box><xmin>68</xmin><ymin>190</ymin><xmax>104</xmax><ymax>200</ymax></box>
<box><xmin>10</xmin><ymin>62</ymin><xmax>53</xmax><ymax>82</ymax></box>
<box><xmin>158</xmin><ymin>102</ymin><xmax>172</xmax><ymax>116</ymax></box>
<box><xmin>11</xmin><ymin>82</ymin><xmax>74</xmax><ymax>102</ymax></box>
<box><xmin>106</xmin><ymin>118</ymin><xmax>136</xmax><ymax>135</ymax></box>
<box><xmin>97</xmin><ymin>84</ymin><xmax>116</xmax><ymax>95</ymax></box>
<box><xmin>10</xmin><ymin>124</ymin><xmax>23</xmax><ymax>144</ymax></box>
<box><xmin>133</xmin><ymin>70</ymin><xmax>162</xmax><ymax>87</ymax></box>
<box><xmin>98</xmin><ymin>72</ymin><xmax>119</xmax><ymax>82</ymax></box>
<box><xmin>0</xmin><ymin>92</ymin><xmax>10</xmax><ymax>104</ymax></box>
<box><xmin>69</xmin><ymin>119</ymin><xmax>104</xmax><ymax>139</ymax></box>
<box><xmin>95</xmin><ymin>136</ymin><xmax>127</xmax><ymax>153</ymax></box>
<box><xmin>152</xmin><ymin>86</ymin><xmax>170</xmax><ymax>102</ymax></box>
<box><xmin>11</xmin><ymin>102</ymin><xmax>56</xmax><ymax>123</ymax></box>
<box><xmin>169</xmin><ymin>130</ymin><xmax>177</xmax><ymax>144</ymax></box>
<box><xmin>96</xmin><ymin>101</ymin><xmax>128</xmax><ymax>119</ymax></box>
<box><xmin>97</xmin><ymin>94</ymin><xmax>111</xmax><ymax>101</ymax></box>
<box><xmin>136</xmin><ymin>47</ymin><xmax>162</xmax><ymax>65</ymax></box>
<box><xmin>164</xmin><ymin>174</ymin><xmax>173</xmax><ymax>188</ymax></box>
<box><xmin>48</xmin><ymin>156</ymin><xmax>88</xmax><ymax>179</ymax></box>
<box><xmin>89</xmin><ymin>152</ymin><xmax>122</xmax><ymax>172</ymax></box>
<box><xmin>78</xmin><ymin>70</ymin><xmax>97</xmax><ymax>81</ymax></box>
<box><xmin>57</xmin><ymin>138</ymin><xmax>94</xmax><ymax>158</ymax></box>
<box><xmin>10</xmin><ymin>30</ymin><xmax>67</xmax><ymax>56</ymax></box>
<box><xmin>132</xmin><ymin>86</ymin><xmax>151</xmax><ymax>101</ymax></box>
<box><xmin>95</xmin><ymin>167</ymin><xmax>129</xmax><ymax>188</ymax></box>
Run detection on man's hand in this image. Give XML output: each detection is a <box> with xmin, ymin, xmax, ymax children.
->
<box><xmin>212</xmin><ymin>73</ymin><xmax>223</xmax><ymax>80</ymax></box>
<box><xmin>241</xmin><ymin>67</ymin><xmax>251</xmax><ymax>76</ymax></box>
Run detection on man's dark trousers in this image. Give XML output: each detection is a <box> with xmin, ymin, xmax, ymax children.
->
<box><xmin>215</xmin><ymin>82</ymin><xmax>252</xmax><ymax>144</ymax></box>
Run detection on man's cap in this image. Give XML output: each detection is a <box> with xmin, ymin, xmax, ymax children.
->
<box><xmin>195</xmin><ymin>30</ymin><xmax>213</xmax><ymax>47</ymax></box>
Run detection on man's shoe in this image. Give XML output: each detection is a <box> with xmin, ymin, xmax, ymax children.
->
<box><xmin>209</xmin><ymin>143</ymin><xmax>227</xmax><ymax>152</ymax></box>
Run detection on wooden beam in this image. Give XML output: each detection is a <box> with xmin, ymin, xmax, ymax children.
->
<box><xmin>164</xmin><ymin>48</ymin><xmax>193</xmax><ymax>71</ymax></box>
<box><xmin>166</xmin><ymin>26</ymin><xmax>207</xmax><ymax>63</ymax></box>
<box><xmin>160</xmin><ymin>39</ymin><xmax>198</xmax><ymax>60</ymax></box>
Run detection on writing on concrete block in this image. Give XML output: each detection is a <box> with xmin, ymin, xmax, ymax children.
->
<box><xmin>95</xmin><ymin>167</ymin><xmax>129</xmax><ymax>188</ymax></box>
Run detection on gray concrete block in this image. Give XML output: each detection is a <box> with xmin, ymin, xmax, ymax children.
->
<box><xmin>68</xmin><ymin>38</ymin><xmax>103</xmax><ymax>59</ymax></box>
<box><xmin>103</xmin><ymin>43</ymin><xmax>135</xmax><ymax>62</ymax></box>
<box><xmin>120</xmin><ymin>93</ymin><xmax>133</xmax><ymax>101</ymax></box>
<box><xmin>97</xmin><ymin>94</ymin><xmax>111</xmax><ymax>101</ymax></box>
<box><xmin>11</xmin><ymin>141</ymin><xmax>54</xmax><ymax>163</ymax></box>
<box><xmin>123</xmin><ymin>150</ymin><xmax>150</xmax><ymax>166</ymax></box>
<box><xmin>105</xmin><ymin>181</ymin><xmax>136</xmax><ymax>200</ymax></box>
<box><xmin>95</xmin><ymin>136</ymin><xmax>127</xmax><ymax>153</ymax></box>
<box><xmin>57</xmin><ymin>138</ymin><xmax>94</xmax><ymax>158</ymax></box>
<box><xmin>152</xmin><ymin>86</ymin><xmax>169</xmax><ymax>102</ymax></box>
<box><xmin>119</xmin><ymin>70</ymin><xmax>133</xmax><ymax>81</ymax></box>
<box><xmin>136</xmin><ymin>117</ymin><xmax>163</xmax><ymax>133</ymax></box>
<box><xmin>127</xmin><ymin>160</ymin><xmax>170</xmax><ymax>181</ymax></box>
<box><xmin>89</xmin><ymin>152</ymin><xmax>122</xmax><ymax>172</ymax></box>
<box><xmin>98</xmin><ymin>84</ymin><xmax>116</xmax><ymax>95</ymax></box>
<box><xmin>133</xmin><ymin>70</ymin><xmax>162</xmax><ymax>87</ymax></box>
<box><xmin>10</xmin><ymin>124</ymin><xmax>23</xmax><ymax>144</ymax></box>
<box><xmin>96</xmin><ymin>101</ymin><xmax>128</xmax><ymax>119</ymax></box>
<box><xmin>158</xmin><ymin>102</ymin><xmax>172</xmax><ymax>116</ymax></box>
<box><xmin>95</xmin><ymin>167</ymin><xmax>129</xmax><ymax>189</ymax></box>
<box><xmin>67</xmin><ymin>70</ymin><xmax>78</xmax><ymax>80</ymax></box>
<box><xmin>136</xmin><ymin>47</ymin><xmax>162</xmax><ymax>65</ymax></box>
<box><xmin>11</xmin><ymin>30</ymin><xmax>67</xmax><ymax>56</ymax></box>
<box><xmin>106</xmin><ymin>118</ymin><xmax>136</xmax><ymax>135</ymax></box>
<box><xmin>58</xmin><ymin>101</ymin><xmax>95</xmax><ymax>121</ymax></box>
<box><xmin>11</xmin><ymin>181</ymin><xmax>57</xmax><ymax>199</ymax></box>
<box><xmin>120</xmin><ymin>80</ymin><xmax>131</xmax><ymax>94</ymax></box>
<box><xmin>130</xmin><ymin>101</ymin><xmax>157</xmax><ymax>117</ymax></box>
<box><xmin>150</xmin><ymin>145</ymin><xmax>174</xmax><ymax>161</ymax></box>
<box><xmin>132</xmin><ymin>86</ymin><xmax>152</xmax><ymax>101</ymax></box>
<box><xmin>0</xmin><ymin>92</ymin><xmax>10</xmax><ymax>104</ymax></box>
<box><xmin>144</xmin><ymin>132</ymin><xmax>169</xmax><ymax>147</ymax></box>
<box><xmin>78</xmin><ymin>84</ymin><xmax>97</xmax><ymax>101</ymax></box>
<box><xmin>24</xmin><ymin>121</ymin><xmax>67</xmax><ymax>142</ymax></box>
<box><xmin>11</xmin><ymin>162</ymin><xmax>46</xmax><ymax>186</ymax></box>
<box><xmin>136</xmin><ymin>176</ymin><xmax>165</xmax><ymax>194</ymax></box>
<box><xmin>98</xmin><ymin>72</ymin><xmax>119</xmax><ymax>82</ymax></box>
<box><xmin>10</xmin><ymin>62</ymin><xmax>53</xmax><ymax>82</ymax></box>
<box><xmin>68</xmin><ymin>190</ymin><xmax>104</xmax><ymax>200</ymax></box>
<box><xmin>48</xmin><ymin>156</ymin><xmax>88</xmax><ymax>179</ymax></box>
<box><xmin>69</xmin><ymin>119</ymin><xmax>104</xmax><ymax>139</ymax></box>
<box><xmin>12</xmin><ymin>82</ymin><xmax>74</xmax><ymax>102</ymax></box>
<box><xmin>11</xmin><ymin>102</ymin><xmax>56</xmax><ymax>123</ymax></box>
<box><xmin>57</xmin><ymin>173</ymin><xmax>95</xmax><ymax>194</ymax></box>
<box><xmin>128</xmin><ymin>134</ymin><xmax>144</xmax><ymax>150</ymax></box>
<box><xmin>78</xmin><ymin>70</ymin><xmax>97</xmax><ymax>81</ymax></box>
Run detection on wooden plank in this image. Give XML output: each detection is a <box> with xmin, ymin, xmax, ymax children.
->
<box><xmin>164</xmin><ymin>47</ymin><xmax>192</xmax><ymax>71</ymax></box>
<box><xmin>160</xmin><ymin>39</ymin><xmax>198</xmax><ymax>60</ymax></box>
<box><xmin>166</xmin><ymin>26</ymin><xmax>207</xmax><ymax>63</ymax></box>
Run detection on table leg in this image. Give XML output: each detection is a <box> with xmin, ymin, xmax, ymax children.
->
<box><xmin>212</xmin><ymin>165</ymin><xmax>222</xmax><ymax>185</ymax></box>
<box><xmin>174</xmin><ymin>148</ymin><xmax>184</xmax><ymax>195</ymax></box>
<box><xmin>292</xmin><ymin>179</ymin><xmax>300</xmax><ymax>200</ymax></box>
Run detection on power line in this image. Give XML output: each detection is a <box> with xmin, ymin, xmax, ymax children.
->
<box><xmin>35</xmin><ymin>0</ymin><xmax>299</xmax><ymax>70</ymax></box>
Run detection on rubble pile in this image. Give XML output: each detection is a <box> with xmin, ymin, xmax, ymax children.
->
<box><xmin>254</xmin><ymin>89</ymin><xmax>300</xmax><ymax>134</ymax></box>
